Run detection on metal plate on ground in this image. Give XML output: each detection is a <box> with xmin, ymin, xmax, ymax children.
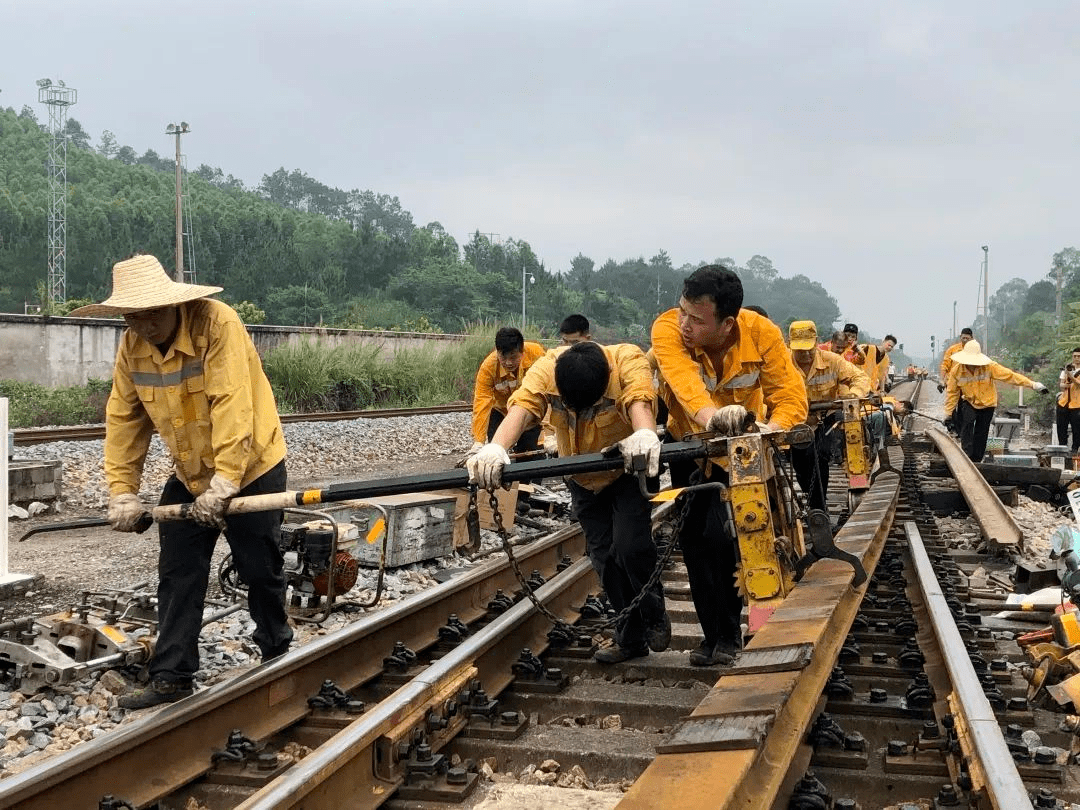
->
<box><xmin>730</xmin><ymin>643</ymin><xmax>813</xmax><ymax>674</ymax></box>
<box><xmin>657</xmin><ymin>711</ymin><xmax>775</xmax><ymax>753</ymax></box>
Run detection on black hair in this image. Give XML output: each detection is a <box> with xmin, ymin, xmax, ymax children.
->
<box><xmin>960</xmin><ymin>327</ymin><xmax>973</xmax><ymax>337</ymax></box>
<box><xmin>683</xmin><ymin>265</ymin><xmax>743</xmax><ymax>320</ymax></box>
<box><xmin>554</xmin><ymin>342</ymin><xmax>609</xmax><ymax>412</ymax></box>
<box><xmin>558</xmin><ymin>314</ymin><xmax>590</xmax><ymax>335</ymax></box>
<box><xmin>884</xmin><ymin>334</ymin><xmax>897</xmax><ymax>344</ymax></box>
<box><xmin>1072</xmin><ymin>347</ymin><xmax>1080</xmax><ymax>354</ymax></box>
<box><xmin>743</xmin><ymin>305</ymin><xmax>768</xmax><ymax>317</ymax></box>
<box><xmin>843</xmin><ymin>323</ymin><xmax>859</xmax><ymax>335</ymax></box>
<box><xmin>494</xmin><ymin>327</ymin><xmax>524</xmax><ymax>355</ymax></box>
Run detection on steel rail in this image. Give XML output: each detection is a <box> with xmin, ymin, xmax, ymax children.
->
<box><xmin>904</xmin><ymin>520</ymin><xmax>1034</xmax><ymax>810</ymax></box>
<box><xmin>0</xmin><ymin>525</ymin><xmax>586</xmax><ymax>810</ymax></box>
<box><xmin>617</xmin><ymin>448</ymin><xmax>904</xmax><ymax>810</ymax></box>
<box><xmin>10</xmin><ymin>404</ymin><xmax>471</xmax><ymax>445</ymax></box>
<box><xmin>237</xmin><ymin>557</ymin><xmax>597</xmax><ymax>809</ymax></box>
<box><xmin>925</xmin><ymin>427</ymin><xmax>1023</xmax><ymax>550</ymax></box>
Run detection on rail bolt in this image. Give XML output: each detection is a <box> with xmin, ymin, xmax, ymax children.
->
<box><xmin>1032</xmin><ymin>788</ymin><xmax>1059</xmax><ymax>808</ymax></box>
<box><xmin>921</xmin><ymin>720</ymin><xmax>940</xmax><ymax>739</ymax></box>
<box><xmin>936</xmin><ymin>783</ymin><xmax>960</xmax><ymax>806</ymax></box>
<box><xmin>887</xmin><ymin>740</ymin><xmax>908</xmax><ymax>756</ymax></box>
<box><xmin>501</xmin><ymin>711</ymin><xmax>520</xmax><ymax>726</ymax></box>
<box><xmin>843</xmin><ymin>732</ymin><xmax>866</xmax><ymax>752</ymax></box>
<box><xmin>833</xmin><ymin>800</ymin><xmax>858</xmax><ymax>810</ymax></box>
<box><xmin>869</xmin><ymin>687</ymin><xmax>888</xmax><ymax>703</ymax></box>
<box><xmin>415</xmin><ymin>743</ymin><xmax>433</xmax><ymax>763</ymax></box>
<box><xmin>446</xmin><ymin>766</ymin><xmax>469</xmax><ymax>785</ymax></box>
<box><xmin>257</xmin><ymin>752</ymin><xmax>279</xmax><ymax>772</ymax></box>
<box><xmin>1034</xmin><ymin>746</ymin><xmax>1058</xmax><ymax>765</ymax></box>
<box><xmin>1007</xmin><ymin>697</ymin><xmax>1028</xmax><ymax>712</ymax></box>
<box><xmin>871</xmin><ymin>651</ymin><xmax>888</xmax><ymax>664</ymax></box>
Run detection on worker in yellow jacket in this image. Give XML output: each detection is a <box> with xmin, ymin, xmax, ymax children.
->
<box><xmin>1056</xmin><ymin>347</ymin><xmax>1080</xmax><ymax>451</ymax></box>
<box><xmin>70</xmin><ymin>254</ymin><xmax>292</xmax><ymax>709</ymax></box>
<box><xmin>943</xmin><ymin>340</ymin><xmax>1047</xmax><ymax>462</ymax></box>
<box><xmin>467</xmin><ymin>342</ymin><xmax>670</xmax><ymax>664</ymax></box>
<box><xmin>788</xmin><ymin>321</ymin><xmax>870</xmax><ymax>512</ymax></box>
<box><xmin>858</xmin><ymin>335</ymin><xmax>896</xmax><ymax>394</ymax></box>
<box><xmin>651</xmin><ymin>265</ymin><xmax>807</xmax><ymax>667</ymax></box>
<box><xmin>937</xmin><ymin>328</ymin><xmax>973</xmax><ymax>394</ymax></box>
<box><xmin>471</xmin><ymin>327</ymin><xmax>546</xmax><ymax>453</ymax></box>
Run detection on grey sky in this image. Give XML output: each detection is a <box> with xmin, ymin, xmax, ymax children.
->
<box><xmin>4</xmin><ymin>1</ymin><xmax>1078</xmax><ymax>357</ymax></box>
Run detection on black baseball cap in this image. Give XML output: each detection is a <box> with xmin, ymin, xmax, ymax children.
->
<box><xmin>843</xmin><ymin>323</ymin><xmax>859</xmax><ymax>334</ymax></box>
<box><xmin>960</xmin><ymin>327</ymin><xmax>973</xmax><ymax>336</ymax></box>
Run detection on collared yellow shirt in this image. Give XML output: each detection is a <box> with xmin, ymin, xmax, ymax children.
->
<box><xmin>944</xmin><ymin>361</ymin><xmax>1033</xmax><ymax>413</ymax></box>
<box><xmin>940</xmin><ymin>342</ymin><xmax>964</xmax><ymax>380</ymax></box>
<box><xmin>1059</xmin><ymin>366</ymin><xmax>1080</xmax><ymax>409</ymax></box>
<box><xmin>509</xmin><ymin>344</ymin><xmax>656</xmax><ymax>491</ymax></box>
<box><xmin>105</xmin><ymin>299</ymin><xmax>286</xmax><ymax>497</ymax></box>
<box><xmin>797</xmin><ymin>349</ymin><xmax>870</xmax><ymax>410</ymax></box>
<box><xmin>651</xmin><ymin>307</ymin><xmax>807</xmax><ymax>440</ymax></box>
<box><xmin>860</xmin><ymin>344</ymin><xmax>891</xmax><ymax>392</ymax></box>
<box><xmin>471</xmin><ymin>341</ymin><xmax>546</xmax><ymax>442</ymax></box>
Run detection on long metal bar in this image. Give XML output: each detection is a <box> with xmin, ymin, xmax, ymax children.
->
<box><xmin>0</xmin><ymin>526</ymin><xmax>585</xmax><ymax>809</ymax></box>
<box><xmin>925</xmin><ymin>427</ymin><xmax>1022</xmax><ymax>550</ymax></box>
<box><xmin>904</xmin><ymin>520</ymin><xmax>1033</xmax><ymax>810</ymax></box>
<box><xmin>237</xmin><ymin>557</ymin><xmax>597</xmax><ymax>809</ymax></box>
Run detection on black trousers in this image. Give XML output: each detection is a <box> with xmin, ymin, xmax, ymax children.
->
<box><xmin>568</xmin><ymin>474</ymin><xmax>665</xmax><ymax>649</ymax></box>
<box><xmin>1057</xmin><ymin>405</ymin><xmax>1080</xmax><ymax>451</ymax></box>
<box><xmin>487</xmin><ymin>409</ymin><xmax>542</xmax><ymax>453</ymax></box>
<box><xmin>152</xmin><ymin>460</ymin><xmax>293</xmax><ymax>684</ymax></box>
<box><xmin>669</xmin><ymin>457</ymin><xmax>743</xmax><ymax>648</ymax></box>
<box><xmin>789</xmin><ymin>417</ymin><xmax>834</xmax><ymax>513</ymax></box>
<box><xmin>958</xmin><ymin>400</ymin><xmax>995</xmax><ymax>463</ymax></box>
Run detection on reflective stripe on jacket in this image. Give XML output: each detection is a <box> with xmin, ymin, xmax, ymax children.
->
<box><xmin>1059</xmin><ymin>367</ymin><xmax>1080</xmax><ymax>409</ymax></box>
<box><xmin>651</xmin><ymin>307</ymin><xmax>807</xmax><ymax>440</ymax></box>
<box><xmin>798</xmin><ymin>349</ymin><xmax>871</xmax><ymax>405</ymax></box>
<box><xmin>471</xmin><ymin>341</ymin><xmax>546</xmax><ymax>442</ymax></box>
<box><xmin>105</xmin><ymin>299</ymin><xmax>286</xmax><ymax>497</ymax></box>
<box><xmin>509</xmin><ymin>343</ymin><xmax>656</xmax><ymax>491</ymax></box>
<box><xmin>944</xmin><ymin>361</ymin><xmax>1034</xmax><ymax>413</ymax></box>
<box><xmin>940</xmin><ymin>342</ymin><xmax>963</xmax><ymax>380</ymax></box>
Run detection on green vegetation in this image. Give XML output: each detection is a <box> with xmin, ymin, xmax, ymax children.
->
<box><xmin>0</xmin><ymin>106</ymin><xmax>842</xmax><ymax>340</ymax></box>
<box><xmin>0</xmin><ymin>378</ymin><xmax>111</xmax><ymax>427</ymax></box>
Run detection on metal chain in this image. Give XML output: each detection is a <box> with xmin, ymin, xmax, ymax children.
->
<box><xmin>485</xmin><ymin>479</ymin><xmax>694</xmax><ymax>636</ymax></box>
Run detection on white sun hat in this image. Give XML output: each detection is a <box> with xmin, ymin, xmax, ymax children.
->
<box><xmin>952</xmin><ymin>339</ymin><xmax>992</xmax><ymax>366</ymax></box>
<box><xmin>67</xmin><ymin>254</ymin><xmax>223</xmax><ymax>317</ymax></box>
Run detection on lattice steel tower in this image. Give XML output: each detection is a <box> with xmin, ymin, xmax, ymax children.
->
<box><xmin>37</xmin><ymin>79</ymin><xmax>77</xmax><ymax>305</ymax></box>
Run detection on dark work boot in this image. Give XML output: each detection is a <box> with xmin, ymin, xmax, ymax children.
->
<box><xmin>644</xmin><ymin>611</ymin><xmax>672</xmax><ymax>653</ymax></box>
<box><xmin>593</xmin><ymin>644</ymin><xmax>649</xmax><ymax>664</ymax></box>
<box><xmin>117</xmin><ymin>679</ymin><xmax>194</xmax><ymax>710</ymax></box>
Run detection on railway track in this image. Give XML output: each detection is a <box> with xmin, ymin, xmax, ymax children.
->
<box><xmin>10</xmin><ymin>404</ymin><xmax>471</xmax><ymax>446</ymax></box>
<box><xmin>1</xmin><ymin>382</ymin><xmax>1077</xmax><ymax>808</ymax></box>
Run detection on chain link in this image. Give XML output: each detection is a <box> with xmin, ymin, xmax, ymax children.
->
<box><xmin>483</xmin><ymin>479</ymin><xmax>694</xmax><ymax>636</ymax></box>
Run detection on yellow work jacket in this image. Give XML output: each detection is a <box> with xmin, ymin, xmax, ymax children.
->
<box><xmin>471</xmin><ymin>341</ymin><xmax>546</xmax><ymax>442</ymax></box>
<box><xmin>860</xmin><ymin>344</ymin><xmax>890</xmax><ymax>393</ymax></box>
<box><xmin>1060</xmin><ymin>366</ymin><xmax>1080</xmax><ymax>409</ymax></box>
<box><xmin>105</xmin><ymin>299</ymin><xmax>286</xmax><ymax>497</ymax></box>
<box><xmin>651</xmin><ymin>308</ymin><xmax>807</xmax><ymax>440</ymax></box>
<box><xmin>940</xmin><ymin>342</ymin><xmax>964</xmax><ymax>380</ymax></box>
<box><xmin>508</xmin><ymin>344</ymin><xmax>656</xmax><ymax>491</ymax></box>
<box><xmin>944</xmin><ymin>362</ymin><xmax>1033</xmax><ymax>413</ymax></box>
<box><xmin>797</xmin><ymin>350</ymin><xmax>870</xmax><ymax>423</ymax></box>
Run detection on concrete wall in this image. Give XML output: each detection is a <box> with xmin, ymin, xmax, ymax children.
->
<box><xmin>0</xmin><ymin>313</ymin><xmax>467</xmax><ymax>387</ymax></box>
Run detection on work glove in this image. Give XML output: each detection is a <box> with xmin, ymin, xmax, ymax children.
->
<box><xmin>543</xmin><ymin>435</ymin><xmax>559</xmax><ymax>457</ymax></box>
<box><xmin>936</xmin><ymin>383</ymin><xmax>945</xmax><ymax>394</ymax></box>
<box><xmin>466</xmin><ymin>443</ymin><xmax>511</xmax><ymax>490</ymax></box>
<box><xmin>108</xmin><ymin>493</ymin><xmax>148</xmax><ymax>533</ymax></box>
<box><xmin>617</xmin><ymin>428</ymin><xmax>662</xmax><ymax>478</ymax></box>
<box><xmin>707</xmin><ymin>405</ymin><xmax>753</xmax><ymax>436</ymax></box>
<box><xmin>191</xmin><ymin>474</ymin><xmax>240</xmax><ymax>528</ymax></box>
<box><xmin>467</xmin><ymin>441</ymin><xmax>484</xmax><ymax>456</ymax></box>
<box><xmin>943</xmin><ymin>414</ymin><xmax>956</xmax><ymax>433</ymax></box>
<box><xmin>1033</xmin><ymin>381</ymin><xmax>1048</xmax><ymax>394</ymax></box>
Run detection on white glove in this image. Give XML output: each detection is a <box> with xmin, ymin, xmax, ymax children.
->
<box><xmin>108</xmin><ymin>493</ymin><xmax>148</xmax><ymax>533</ymax></box>
<box><xmin>707</xmin><ymin>405</ymin><xmax>752</xmax><ymax>436</ymax></box>
<box><xmin>190</xmin><ymin>474</ymin><xmax>240</xmax><ymax>528</ymax></box>
<box><xmin>467</xmin><ymin>441</ymin><xmax>484</xmax><ymax>456</ymax></box>
<box><xmin>617</xmin><ymin>428</ymin><xmax>661</xmax><ymax>477</ymax></box>
<box><xmin>466</xmin><ymin>443</ymin><xmax>511</xmax><ymax>490</ymax></box>
<box><xmin>543</xmin><ymin>435</ymin><xmax>559</xmax><ymax>456</ymax></box>
<box><xmin>1033</xmin><ymin>381</ymin><xmax>1048</xmax><ymax>393</ymax></box>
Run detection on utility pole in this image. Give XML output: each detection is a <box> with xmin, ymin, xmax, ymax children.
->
<box><xmin>521</xmin><ymin>263</ymin><xmax>535</xmax><ymax>327</ymax></box>
<box><xmin>952</xmin><ymin>300</ymin><xmax>957</xmax><ymax>342</ymax></box>
<box><xmin>37</xmin><ymin>78</ymin><xmax>77</xmax><ymax>307</ymax></box>
<box><xmin>166</xmin><ymin>123</ymin><xmax>190</xmax><ymax>282</ymax></box>
<box><xmin>981</xmin><ymin>245</ymin><xmax>990</xmax><ymax>353</ymax></box>
<box><xmin>1056</xmin><ymin>257</ymin><xmax>1064</xmax><ymax>329</ymax></box>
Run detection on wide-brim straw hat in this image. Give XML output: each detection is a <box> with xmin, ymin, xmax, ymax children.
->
<box><xmin>67</xmin><ymin>255</ymin><xmax>223</xmax><ymax>317</ymax></box>
<box><xmin>953</xmin><ymin>339</ymin><xmax>992</xmax><ymax>366</ymax></box>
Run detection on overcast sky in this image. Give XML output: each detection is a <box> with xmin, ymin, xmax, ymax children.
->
<box><xmin>4</xmin><ymin>1</ymin><xmax>1078</xmax><ymax>356</ymax></box>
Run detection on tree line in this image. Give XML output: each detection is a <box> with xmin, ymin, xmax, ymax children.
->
<box><xmin>1</xmin><ymin>104</ymin><xmax>844</xmax><ymax>340</ymax></box>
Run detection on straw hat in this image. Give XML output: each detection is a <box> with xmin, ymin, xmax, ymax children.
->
<box><xmin>788</xmin><ymin>320</ymin><xmax>818</xmax><ymax>350</ymax></box>
<box><xmin>952</xmin><ymin>339</ymin><xmax>992</xmax><ymax>366</ymax></box>
<box><xmin>67</xmin><ymin>255</ymin><xmax>223</xmax><ymax>317</ymax></box>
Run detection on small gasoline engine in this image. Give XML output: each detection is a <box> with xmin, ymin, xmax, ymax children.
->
<box><xmin>279</xmin><ymin>521</ymin><xmax>360</xmax><ymax>605</ymax></box>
